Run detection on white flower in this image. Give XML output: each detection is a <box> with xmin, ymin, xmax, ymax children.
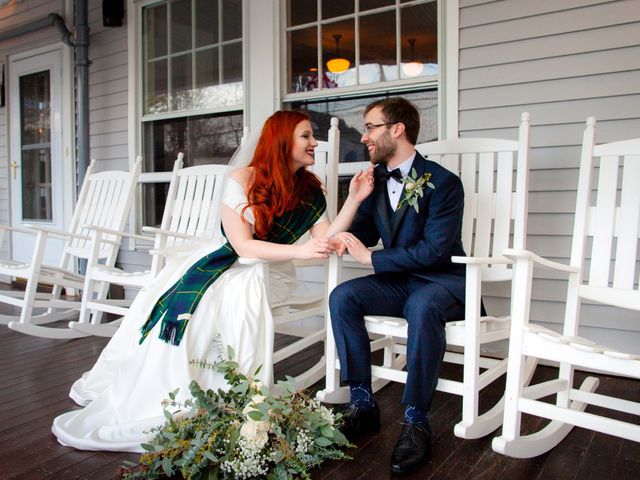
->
<box><xmin>240</xmin><ymin>420</ymin><xmax>270</xmax><ymax>449</ymax></box>
<box><xmin>405</xmin><ymin>181</ymin><xmax>416</xmax><ymax>191</ymax></box>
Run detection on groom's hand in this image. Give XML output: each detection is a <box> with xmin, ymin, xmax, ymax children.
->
<box><xmin>332</xmin><ymin>232</ymin><xmax>372</xmax><ymax>265</ymax></box>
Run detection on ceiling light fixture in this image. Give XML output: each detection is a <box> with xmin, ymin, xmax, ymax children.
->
<box><xmin>402</xmin><ymin>38</ymin><xmax>423</xmax><ymax>77</ymax></box>
<box><xmin>326</xmin><ymin>34</ymin><xmax>350</xmax><ymax>74</ymax></box>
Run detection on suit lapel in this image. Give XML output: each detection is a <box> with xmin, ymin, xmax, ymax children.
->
<box><xmin>391</xmin><ymin>153</ymin><xmax>426</xmax><ymax>240</ymax></box>
<box><xmin>376</xmin><ymin>180</ymin><xmax>393</xmax><ymax>236</ymax></box>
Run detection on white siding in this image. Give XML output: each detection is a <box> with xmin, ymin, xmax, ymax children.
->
<box><xmin>459</xmin><ymin>0</ymin><xmax>640</xmax><ymax>353</ymax></box>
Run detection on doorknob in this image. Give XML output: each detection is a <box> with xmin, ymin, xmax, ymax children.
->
<box><xmin>10</xmin><ymin>161</ymin><xmax>19</xmax><ymax>180</ymax></box>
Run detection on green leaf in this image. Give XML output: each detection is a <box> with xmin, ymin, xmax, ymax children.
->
<box><xmin>315</xmin><ymin>436</ymin><xmax>332</xmax><ymax>447</ymax></box>
<box><xmin>204</xmin><ymin>450</ymin><xmax>218</xmax><ymax>462</ymax></box>
<box><xmin>248</xmin><ymin>410</ymin><xmax>267</xmax><ymax>421</ymax></box>
<box><xmin>411</xmin><ymin>167</ymin><xmax>417</xmax><ymax>178</ymax></box>
<box><xmin>320</xmin><ymin>425</ymin><xmax>334</xmax><ymax>438</ymax></box>
<box><xmin>141</xmin><ymin>443</ymin><xmax>156</xmax><ymax>452</ymax></box>
<box><xmin>208</xmin><ymin>468</ymin><xmax>220</xmax><ymax>480</ymax></box>
<box><xmin>162</xmin><ymin>456</ymin><xmax>172</xmax><ymax>476</ymax></box>
<box><xmin>168</xmin><ymin>387</ymin><xmax>179</xmax><ymax>401</ymax></box>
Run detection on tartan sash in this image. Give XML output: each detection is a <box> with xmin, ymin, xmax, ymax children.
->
<box><xmin>139</xmin><ymin>187</ymin><xmax>326</xmax><ymax>346</ymax></box>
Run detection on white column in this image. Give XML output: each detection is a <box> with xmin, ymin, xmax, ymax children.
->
<box><xmin>246</xmin><ymin>0</ymin><xmax>280</xmax><ymax>132</ymax></box>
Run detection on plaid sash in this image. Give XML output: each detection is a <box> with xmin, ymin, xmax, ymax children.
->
<box><xmin>139</xmin><ymin>188</ymin><xmax>326</xmax><ymax>346</ymax></box>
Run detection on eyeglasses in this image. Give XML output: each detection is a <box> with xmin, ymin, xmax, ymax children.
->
<box><xmin>363</xmin><ymin>122</ymin><xmax>397</xmax><ymax>134</ymax></box>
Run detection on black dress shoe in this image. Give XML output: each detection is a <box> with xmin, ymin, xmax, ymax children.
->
<box><xmin>340</xmin><ymin>403</ymin><xmax>380</xmax><ymax>440</ymax></box>
<box><xmin>390</xmin><ymin>422</ymin><xmax>432</xmax><ymax>475</ymax></box>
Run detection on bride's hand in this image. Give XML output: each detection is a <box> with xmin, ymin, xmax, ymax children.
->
<box><xmin>296</xmin><ymin>237</ymin><xmax>337</xmax><ymax>259</ymax></box>
<box><xmin>347</xmin><ymin>166</ymin><xmax>374</xmax><ymax>203</ymax></box>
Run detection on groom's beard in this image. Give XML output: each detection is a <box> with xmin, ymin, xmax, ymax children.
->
<box><xmin>370</xmin><ymin>130</ymin><xmax>397</xmax><ymax>165</ymax></box>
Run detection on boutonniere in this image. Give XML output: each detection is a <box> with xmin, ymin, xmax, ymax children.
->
<box><xmin>397</xmin><ymin>168</ymin><xmax>435</xmax><ymax>213</ymax></box>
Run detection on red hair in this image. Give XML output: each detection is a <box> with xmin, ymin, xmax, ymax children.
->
<box><xmin>246</xmin><ymin>110</ymin><xmax>322</xmax><ymax>238</ymax></box>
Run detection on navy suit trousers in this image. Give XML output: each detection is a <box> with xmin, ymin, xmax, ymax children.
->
<box><xmin>329</xmin><ymin>273</ymin><xmax>465</xmax><ymax>411</ymax></box>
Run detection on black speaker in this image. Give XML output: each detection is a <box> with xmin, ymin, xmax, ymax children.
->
<box><xmin>103</xmin><ymin>0</ymin><xmax>124</xmax><ymax>27</ymax></box>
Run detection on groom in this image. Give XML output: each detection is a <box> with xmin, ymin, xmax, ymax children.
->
<box><xmin>330</xmin><ymin>97</ymin><xmax>466</xmax><ymax>475</ymax></box>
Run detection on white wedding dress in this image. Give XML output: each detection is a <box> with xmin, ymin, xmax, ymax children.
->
<box><xmin>52</xmin><ymin>179</ymin><xmax>325</xmax><ymax>452</ymax></box>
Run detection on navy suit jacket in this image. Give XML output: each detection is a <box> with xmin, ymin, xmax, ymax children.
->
<box><xmin>349</xmin><ymin>152</ymin><xmax>467</xmax><ymax>303</ymax></box>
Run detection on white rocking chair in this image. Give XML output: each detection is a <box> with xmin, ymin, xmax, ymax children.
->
<box><xmin>69</xmin><ymin>154</ymin><xmax>229</xmax><ymax>337</ymax></box>
<box><xmin>492</xmin><ymin>118</ymin><xmax>640</xmax><ymax>458</ymax></box>
<box><xmin>240</xmin><ymin>117</ymin><xmax>340</xmax><ymax>393</ymax></box>
<box><xmin>0</xmin><ymin>158</ymin><xmax>141</xmax><ymax>338</ymax></box>
<box><xmin>318</xmin><ymin>113</ymin><xmax>533</xmax><ymax>439</ymax></box>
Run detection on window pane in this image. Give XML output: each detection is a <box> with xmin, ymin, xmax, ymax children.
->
<box><xmin>322</xmin><ymin>0</ymin><xmax>354</xmax><ymax>19</ymax></box>
<box><xmin>145</xmin><ymin>59</ymin><xmax>168</xmax><ymax>114</ymax></box>
<box><xmin>171</xmin><ymin>54</ymin><xmax>193</xmax><ymax>111</ymax></box>
<box><xmin>287</xmin><ymin>0</ymin><xmax>316</xmax><ymax>26</ymax></box>
<box><xmin>144</xmin><ymin>4</ymin><xmax>167</xmax><ymax>59</ymax></box>
<box><xmin>401</xmin><ymin>2</ymin><xmax>438</xmax><ymax>79</ymax></box>
<box><xmin>21</xmin><ymin>149</ymin><xmax>52</xmax><ymax>221</ymax></box>
<box><xmin>170</xmin><ymin>0</ymin><xmax>192</xmax><ymax>53</ymax></box>
<box><xmin>289</xmin><ymin>27</ymin><xmax>317</xmax><ymax>93</ymax></box>
<box><xmin>142</xmin><ymin>113</ymin><xmax>244</xmax><ymax>225</ymax></box>
<box><xmin>359</xmin><ymin>11</ymin><xmax>396</xmax><ymax>84</ymax></box>
<box><xmin>222</xmin><ymin>0</ymin><xmax>242</xmax><ymax>41</ymax></box>
<box><xmin>222</xmin><ymin>41</ymin><xmax>242</xmax><ymax>83</ymax></box>
<box><xmin>196</xmin><ymin>0</ymin><xmax>218</xmax><ymax>48</ymax></box>
<box><xmin>323</xmin><ymin>20</ymin><xmax>354</xmax><ymax>88</ymax></box>
<box><xmin>360</xmin><ymin>0</ymin><xmax>394</xmax><ymax>11</ymax></box>
<box><xmin>195</xmin><ymin>47</ymin><xmax>219</xmax><ymax>88</ymax></box>
<box><xmin>20</xmin><ymin>71</ymin><xmax>50</xmax><ymax>145</ymax></box>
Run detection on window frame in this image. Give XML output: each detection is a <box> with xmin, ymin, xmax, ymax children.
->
<box><xmin>280</xmin><ymin>0</ymin><xmax>458</xmax><ymax>140</ymax></box>
<box><xmin>128</xmin><ymin>0</ymin><xmax>248</xmax><ymax>244</ymax></box>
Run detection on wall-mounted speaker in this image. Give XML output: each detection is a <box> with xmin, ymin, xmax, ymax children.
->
<box><xmin>103</xmin><ymin>0</ymin><xmax>124</xmax><ymax>27</ymax></box>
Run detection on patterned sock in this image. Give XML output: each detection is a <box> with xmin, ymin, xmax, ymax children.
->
<box><xmin>349</xmin><ymin>382</ymin><xmax>375</xmax><ymax>410</ymax></box>
<box><xmin>404</xmin><ymin>404</ymin><xmax>429</xmax><ymax>429</ymax></box>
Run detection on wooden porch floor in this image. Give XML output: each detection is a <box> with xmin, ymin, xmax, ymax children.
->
<box><xmin>1</xmin><ymin>311</ymin><xmax>639</xmax><ymax>479</ymax></box>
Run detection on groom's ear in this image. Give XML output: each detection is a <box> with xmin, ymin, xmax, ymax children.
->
<box><xmin>390</xmin><ymin>122</ymin><xmax>406</xmax><ymax>139</ymax></box>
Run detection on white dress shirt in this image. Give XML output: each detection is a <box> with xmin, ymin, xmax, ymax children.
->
<box><xmin>386</xmin><ymin>153</ymin><xmax>416</xmax><ymax>211</ymax></box>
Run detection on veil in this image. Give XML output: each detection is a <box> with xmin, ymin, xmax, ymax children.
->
<box><xmin>205</xmin><ymin>125</ymin><xmax>262</xmax><ymax>243</ymax></box>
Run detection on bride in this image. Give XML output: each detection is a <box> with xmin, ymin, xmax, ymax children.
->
<box><xmin>52</xmin><ymin>110</ymin><xmax>373</xmax><ymax>452</ymax></box>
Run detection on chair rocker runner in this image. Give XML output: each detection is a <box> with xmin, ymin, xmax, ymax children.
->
<box><xmin>0</xmin><ymin>158</ymin><xmax>141</xmax><ymax>339</ymax></box>
<box><xmin>492</xmin><ymin>118</ymin><xmax>640</xmax><ymax>458</ymax></box>
<box><xmin>318</xmin><ymin>113</ymin><xmax>534</xmax><ymax>440</ymax></box>
<box><xmin>239</xmin><ymin>117</ymin><xmax>340</xmax><ymax>394</ymax></box>
<box><xmin>70</xmin><ymin>155</ymin><xmax>229</xmax><ymax>337</ymax></box>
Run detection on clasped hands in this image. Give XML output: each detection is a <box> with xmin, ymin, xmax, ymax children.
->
<box><xmin>296</xmin><ymin>233</ymin><xmax>371</xmax><ymax>265</ymax></box>
<box><xmin>297</xmin><ymin>234</ymin><xmax>371</xmax><ymax>265</ymax></box>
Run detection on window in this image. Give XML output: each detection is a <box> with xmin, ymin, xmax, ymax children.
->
<box><xmin>286</xmin><ymin>0</ymin><xmax>438</xmax><ymax>94</ymax></box>
<box><xmin>140</xmin><ymin>0</ymin><xmax>244</xmax><ymax>226</ymax></box>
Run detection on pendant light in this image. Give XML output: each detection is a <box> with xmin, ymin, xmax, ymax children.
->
<box><xmin>402</xmin><ymin>38</ymin><xmax>423</xmax><ymax>77</ymax></box>
<box><xmin>327</xmin><ymin>34</ymin><xmax>350</xmax><ymax>74</ymax></box>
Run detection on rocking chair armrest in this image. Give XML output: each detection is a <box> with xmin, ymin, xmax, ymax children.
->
<box><xmin>502</xmin><ymin>248</ymin><xmax>579</xmax><ymax>273</ymax></box>
<box><xmin>142</xmin><ymin>226</ymin><xmax>202</xmax><ymax>241</ymax></box>
<box><xmin>452</xmin><ymin>255</ymin><xmax>512</xmax><ymax>266</ymax></box>
<box><xmin>0</xmin><ymin>224</ymin><xmax>38</xmax><ymax>235</ymax></box>
<box><xmin>23</xmin><ymin>224</ymin><xmax>91</xmax><ymax>241</ymax></box>
<box><xmin>82</xmin><ymin>224</ymin><xmax>150</xmax><ymax>243</ymax></box>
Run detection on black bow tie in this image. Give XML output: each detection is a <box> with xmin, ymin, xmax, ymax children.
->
<box><xmin>377</xmin><ymin>168</ymin><xmax>403</xmax><ymax>184</ymax></box>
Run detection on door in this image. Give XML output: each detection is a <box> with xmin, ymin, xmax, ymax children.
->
<box><xmin>9</xmin><ymin>47</ymin><xmax>66</xmax><ymax>265</ymax></box>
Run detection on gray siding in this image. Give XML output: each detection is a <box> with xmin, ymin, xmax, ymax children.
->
<box><xmin>459</xmin><ymin>0</ymin><xmax>640</xmax><ymax>353</ymax></box>
<box><xmin>85</xmin><ymin>0</ymin><xmax>151</xmax><ymax>278</ymax></box>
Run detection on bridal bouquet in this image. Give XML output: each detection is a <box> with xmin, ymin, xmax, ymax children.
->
<box><xmin>120</xmin><ymin>349</ymin><xmax>351</xmax><ymax>480</ymax></box>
